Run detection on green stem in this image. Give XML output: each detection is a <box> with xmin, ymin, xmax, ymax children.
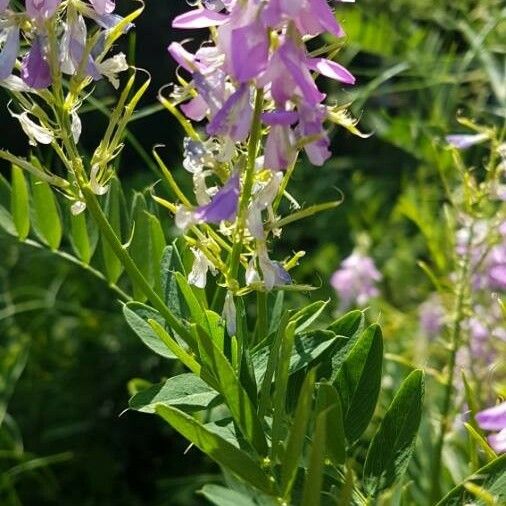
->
<box><xmin>430</xmin><ymin>225</ymin><xmax>474</xmax><ymax>503</ymax></box>
<box><xmin>256</xmin><ymin>290</ymin><xmax>268</xmax><ymax>343</ymax></box>
<box><xmin>228</xmin><ymin>88</ymin><xmax>265</xmax><ymax>282</ymax></box>
<box><xmin>80</xmin><ymin>185</ymin><xmax>194</xmax><ymax>346</ymax></box>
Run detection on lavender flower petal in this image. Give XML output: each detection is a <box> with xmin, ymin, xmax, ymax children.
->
<box><xmin>0</xmin><ymin>25</ymin><xmax>19</xmax><ymax>81</ymax></box>
<box><xmin>476</xmin><ymin>402</ymin><xmax>506</xmax><ymax>432</ymax></box>
<box><xmin>194</xmin><ymin>172</ymin><xmax>240</xmax><ymax>224</ymax></box>
<box><xmin>172</xmin><ymin>8</ymin><xmax>228</xmax><ymax>29</ymax></box>
<box><xmin>21</xmin><ymin>38</ymin><xmax>52</xmax><ymax>89</ymax></box>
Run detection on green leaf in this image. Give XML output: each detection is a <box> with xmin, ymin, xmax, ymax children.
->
<box><xmin>252</xmin><ymin>330</ymin><xmax>344</xmax><ymax>385</ymax></box>
<box><xmin>290</xmin><ymin>300</ymin><xmax>329</xmax><ymax>333</ymax></box>
<box><xmin>123</xmin><ymin>302</ymin><xmax>176</xmax><ymax>359</ymax></box>
<box><xmin>0</xmin><ymin>339</ymin><xmax>30</xmax><ymax>429</ymax></box>
<box><xmin>334</xmin><ymin>324</ymin><xmax>383</xmax><ymax>442</ymax></box>
<box><xmin>130</xmin><ymin>193</ymin><xmax>153</xmax><ymax>300</ymax></box>
<box><xmin>327</xmin><ymin>310</ymin><xmax>364</xmax><ymax>336</ymax></box>
<box><xmin>271</xmin><ymin>321</ymin><xmax>297</xmax><ymax>462</ymax></box>
<box><xmin>30</xmin><ymin>177</ymin><xmax>62</xmax><ymax>250</ymax></box>
<box><xmin>301</xmin><ymin>409</ymin><xmax>327</xmax><ymax>506</ymax></box>
<box><xmin>268</xmin><ymin>291</ymin><xmax>284</xmax><ymax>335</ymax></box>
<box><xmin>199</xmin><ymin>484</ymin><xmax>278</xmax><ymax>506</ymax></box>
<box><xmin>199</xmin><ymin>485</ymin><xmax>258</xmax><ymax>506</ymax></box>
<box><xmin>0</xmin><ymin>205</ymin><xmax>16</xmax><ymax>236</ymax></box>
<box><xmin>281</xmin><ymin>369</ymin><xmax>316</xmax><ymax>497</ymax></box>
<box><xmin>11</xmin><ymin>166</ymin><xmax>30</xmax><ymax>240</ymax></box>
<box><xmin>147</xmin><ymin>212</ymin><xmax>166</xmax><ymax>296</ymax></box>
<box><xmin>316</xmin><ymin>383</ymin><xmax>345</xmax><ymax>466</ymax></box>
<box><xmin>160</xmin><ymin>244</ymin><xmax>186</xmax><ymax>319</ymax></box>
<box><xmin>436</xmin><ymin>455</ymin><xmax>506</xmax><ymax>506</ymax></box>
<box><xmin>196</xmin><ymin>326</ymin><xmax>268</xmax><ymax>456</ymax></box>
<box><xmin>129</xmin><ymin>373</ymin><xmax>219</xmax><ymax>413</ymax></box>
<box><xmin>155</xmin><ymin>404</ymin><xmax>273</xmax><ymax>494</ymax></box>
<box><xmin>363</xmin><ymin>369</ymin><xmax>425</xmax><ymax>495</ymax></box>
<box><xmin>148</xmin><ymin>320</ymin><xmax>200</xmax><ymax>375</ymax></box>
<box><xmin>69</xmin><ymin>210</ymin><xmax>91</xmax><ymax>264</ymax></box>
<box><xmin>101</xmin><ymin>178</ymin><xmax>124</xmax><ymax>283</ymax></box>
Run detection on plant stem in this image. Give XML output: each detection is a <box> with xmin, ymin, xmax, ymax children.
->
<box><xmin>228</xmin><ymin>88</ymin><xmax>265</xmax><ymax>282</ymax></box>
<box><xmin>256</xmin><ymin>290</ymin><xmax>268</xmax><ymax>343</ymax></box>
<box><xmin>430</xmin><ymin>225</ymin><xmax>474</xmax><ymax>503</ymax></box>
<box><xmin>80</xmin><ymin>185</ymin><xmax>194</xmax><ymax>346</ymax></box>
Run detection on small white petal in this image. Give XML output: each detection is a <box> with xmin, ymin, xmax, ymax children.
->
<box><xmin>96</xmin><ymin>53</ymin><xmax>128</xmax><ymax>89</ymax></box>
<box><xmin>188</xmin><ymin>248</ymin><xmax>214</xmax><ymax>289</ymax></box>
<box><xmin>222</xmin><ymin>291</ymin><xmax>236</xmax><ymax>336</ymax></box>
<box><xmin>175</xmin><ymin>206</ymin><xmax>196</xmax><ymax>230</ymax></box>
<box><xmin>71</xmin><ymin>111</ymin><xmax>82</xmax><ymax>144</ymax></box>
<box><xmin>13</xmin><ymin>112</ymin><xmax>54</xmax><ymax>146</ymax></box>
<box><xmin>71</xmin><ymin>201</ymin><xmax>86</xmax><ymax>215</ymax></box>
<box><xmin>0</xmin><ymin>76</ymin><xmax>32</xmax><ymax>93</ymax></box>
<box><xmin>245</xmin><ymin>258</ymin><xmax>260</xmax><ymax>286</ymax></box>
<box><xmin>90</xmin><ymin>164</ymin><xmax>109</xmax><ymax>195</ymax></box>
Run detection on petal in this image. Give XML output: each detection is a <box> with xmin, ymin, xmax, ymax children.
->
<box><xmin>89</xmin><ymin>0</ymin><xmax>115</xmax><ymax>16</ymax></box>
<box><xmin>21</xmin><ymin>38</ymin><xmax>52</xmax><ymax>89</ymax></box>
<box><xmin>262</xmin><ymin>110</ymin><xmax>298</xmax><ymax>126</ymax></box>
<box><xmin>168</xmin><ymin>42</ymin><xmax>200</xmax><ymax>73</ymax></box>
<box><xmin>181</xmin><ymin>96</ymin><xmax>209</xmax><ymax>122</ymax></box>
<box><xmin>194</xmin><ymin>172</ymin><xmax>240</xmax><ymax>224</ymax></box>
<box><xmin>0</xmin><ymin>25</ymin><xmax>19</xmax><ymax>81</ymax></box>
<box><xmin>308</xmin><ymin>57</ymin><xmax>356</xmax><ymax>85</ymax></box>
<box><xmin>446</xmin><ymin>133</ymin><xmax>489</xmax><ymax>149</ymax></box>
<box><xmin>278</xmin><ymin>40</ymin><xmax>325</xmax><ymax>105</ymax></box>
<box><xmin>230</xmin><ymin>21</ymin><xmax>269</xmax><ymax>82</ymax></box>
<box><xmin>0</xmin><ymin>0</ymin><xmax>9</xmax><ymax>12</ymax></box>
<box><xmin>476</xmin><ymin>402</ymin><xmax>506</xmax><ymax>431</ymax></box>
<box><xmin>207</xmin><ymin>83</ymin><xmax>252</xmax><ymax>141</ymax></box>
<box><xmin>172</xmin><ymin>8</ymin><xmax>228</xmax><ymax>29</ymax></box>
<box><xmin>264</xmin><ymin>125</ymin><xmax>296</xmax><ymax>171</ymax></box>
<box><xmin>488</xmin><ymin>428</ymin><xmax>506</xmax><ymax>453</ymax></box>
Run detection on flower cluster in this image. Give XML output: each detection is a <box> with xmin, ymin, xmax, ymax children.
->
<box><xmin>0</xmin><ymin>0</ymin><xmax>129</xmax><ymax>93</ymax></box>
<box><xmin>169</xmin><ymin>0</ymin><xmax>355</xmax><ymax>171</ymax></box>
<box><xmin>331</xmin><ymin>251</ymin><xmax>382</xmax><ymax>309</ymax></box>
<box><xmin>419</xmin><ymin>219</ymin><xmax>506</xmax><ymax>401</ymax></box>
<box><xmin>162</xmin><ymin>0</ymin><xmax>357</xmax><ymax>294</ymax></box>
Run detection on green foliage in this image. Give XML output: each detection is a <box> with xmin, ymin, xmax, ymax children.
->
<box><xmin>334</xmin><ymin>324</ymin><xmax>383</xmax><ymax>443</ymax></box>
<box><xmin>364</xmin><ymin>369</ymin><xmax>425</xmax><ymax>495</ymax></box>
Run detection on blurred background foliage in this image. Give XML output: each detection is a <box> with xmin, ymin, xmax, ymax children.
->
<box><xmin>0</xmin><ymin>0</ymin><xmax>504</xmax><ymax>504</ymax></box>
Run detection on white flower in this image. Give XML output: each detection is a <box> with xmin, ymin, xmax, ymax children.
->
<box><xmin>12</xmin><ymin>111</ymin><xmax>53</xmax><ymax>146</ymax></box>
<box><xmin>71</xmin><ymin>111</ymin><xmax>82</xmax><ymax>144</ymax></box>
<box><xmin>0</xmin><ymin>76</ymin><xmax>32</xmax><ymax>93</ymax></box>
<box><xmin>188</xmin><ymin>248</ymin><xmax>216</xmax><ymax>289</ymax></box>
<box><xmin>96</xmin><ymin>53</ymin><xmax>128</xmax><ymax>89</ymax></box>
<box><xmin>222</xmin><ymin>291</ymin><xmax>236</xmax><ymax>336</ymax></box>
<box><xmin>90</xmin><ymin>164</ymin><xmax>109</xmax><ymax>195</ymax></box>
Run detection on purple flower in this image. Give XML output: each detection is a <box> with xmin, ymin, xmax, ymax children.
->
<box><xmin>419</xmin><ymin>294</ymin><xmax>444</xmax><ymax>339</ymax></box>
<box><xmin>0</xmin><ymin>25</ymin><xmax>19</xmax><ymax>81</ymax></box>
<box><xmin>207</xmin><ymin>83</ymin><xmax>253</xmax><ymax>142</ymax></box>
<box><xmin>194</xmin><ymin>172</ymin><xmax>240</xmax><ymax>224</ymax></box>
<box><xmin>446</xmin><ymin>133</ymin><xmax>489</xmax><ymax>150</ymax></box>
<box><xmin>476</xmin><ymin>401</ymin><xmax>506</xmax><ymax>453</ymax></box>
<box><xmin>60</xmin><ymin>15</ymin><xmax>101</xmax><ymax>81</ymax></box>
<box><xmin>331</xmin><ymin>252</ymin><xmax>382</xmax><ymax>309</ymax></box>
<box><xmin>230</xmin><ymin>18</ymin><xmax>269</xmax><ymax>82</ymax></box>
<box><xmin>296</xmin><ymin>102</ymin><xmax>331</xmax><ymax>166</ymax></box>
<box><xmin>0</xmin><ymin>0</ymin><xmax>9</xmax><ymax>12</ymax></box>
<box><xmin>25</xmin><ymin>0</ymin><xmax>61</xmax><ymax>21</ymax></box>
<box><xmin>21</xmin><ymin>37</ymin><xmax>51</xmax><ymax>89</ymax></box>
<box><xmin>278</xmin><ymin>39</ymin><xmax>325</xmax><ymax>106</ymax></box>
<box><xmin>264</xmin><ymin>120</ymin><xmax>297</xmax><ymax>172</ymax></box>
<box><xmin>89</xmin><ymin>0</ymin><xmax>115</xmax><ymax>16</ymax></box>
<box><xmin>172</xmin><ymin>7</ymin><xmax>228</xmax><ymax>29</ymax></box>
